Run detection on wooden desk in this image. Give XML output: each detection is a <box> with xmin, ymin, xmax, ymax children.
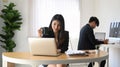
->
<box><xmin>2</xmin><ymin>50</ymin><xmax>108</xmax><ymax>67</ymax></box>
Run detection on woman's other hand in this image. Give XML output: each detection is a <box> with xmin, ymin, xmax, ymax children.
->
<box><xmin>38</xmin><ymin>28</ymin><xmax>43</xmax><ymax>37</ymax></box>
<box><xmin>57</xmin><ymin>49</ymin><xmax>61</xmax><ymax>53</ymax></box>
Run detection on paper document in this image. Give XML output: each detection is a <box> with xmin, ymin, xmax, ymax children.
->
<box><xmin>66</xmin><ymin>50</ymin><xmax>88</xmax><ymax>56</ymax></box>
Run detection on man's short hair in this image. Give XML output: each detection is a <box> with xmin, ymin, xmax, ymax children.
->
<box><xmin>89</xmin><ymin>16</ymin><xmax>99</xmax><ymax>26</ymax></box>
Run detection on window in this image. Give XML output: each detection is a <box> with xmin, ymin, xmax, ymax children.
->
<box><xmin>29</xmin><ymin>0</ymin><xmax>80</xmax><ymax>38</ymax></box>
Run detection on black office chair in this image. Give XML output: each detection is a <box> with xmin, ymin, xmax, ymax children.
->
<box><xmin>66</xmin><ymin>64</ymin><xmax>69</xmax><ymax>67</ymax></box>
<box><xmin>43</xmin><ymin>65</ymin><xmax>47</xmax><ymax>67</ymax></box>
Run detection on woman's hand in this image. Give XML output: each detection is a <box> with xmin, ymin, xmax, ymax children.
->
<box><xmin>38</xmin><ymin>28</ymin><xmax>43</xmax><ymax>37</ymax></box>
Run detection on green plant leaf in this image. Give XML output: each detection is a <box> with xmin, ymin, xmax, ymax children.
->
<box><xmin>0</xmin><ymin>34</ymin><xmax>7</xmax><ymax>39</ymax></box>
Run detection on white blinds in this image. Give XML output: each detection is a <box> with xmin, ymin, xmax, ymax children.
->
<box><xmin>29</xmin><ymin>0</ymin><xmax>80</xmax><ymax>38</ymax></box>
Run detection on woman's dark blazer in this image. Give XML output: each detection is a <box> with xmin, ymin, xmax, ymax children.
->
<box><xmin>42</xmin><ymin>30</ymin><xmax>69</xmax><ymax>53</ymax></box>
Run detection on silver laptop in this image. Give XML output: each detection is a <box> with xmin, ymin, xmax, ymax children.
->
<box><xmin>28</xmin><ymin>37</ymin><xmax>61</xmax><ymax>56</ymax></box>
<box><xmin>95</xmin><ymin>32</ymin><xmax>106</xmax><ymax>41</ymax></box>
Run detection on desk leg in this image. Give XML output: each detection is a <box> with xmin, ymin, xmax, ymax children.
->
<box><xmin>98</xmin><ymin>61</ymin><xmax>101</xmax><ymax>67</ymax></box>
<box><xmin>31</xmin><ymin>64</ymin><xmax>38</xmax><ymax>67</ymax></box>
<box><xmin>107</xmin><ymin>47</ymin><xmax>109</xmax><ymax>67</ymax></box>
<box><xmin>107</xmin><ymin>60</ymin><xmax>109</xmax><ymax>67</ymax></box>
<box><xmin>2</xmin><ymin>60</ymin><xmax>7</xmax><ymax>67</ymax></box>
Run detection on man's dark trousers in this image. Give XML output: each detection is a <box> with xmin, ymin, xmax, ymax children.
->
<box><xmin>88</xmin><ymin>60</ymin><xmax>106</xmax><ymax>67</ymax></box>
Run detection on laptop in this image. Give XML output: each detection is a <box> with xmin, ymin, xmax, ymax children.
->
<box><xmin>28</xmin><ymin>37</ymin><xmax>61</xmax><ymax>56</ymax></box>
<box><xmin>95</xmin><ymin>32</ymin><xmax>106</xmax><ymax>41</ymax></box>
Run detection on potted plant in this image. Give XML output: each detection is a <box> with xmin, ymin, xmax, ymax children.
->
<box><xmin>0</xmin><ymin>2</ymin><xmax>22</xmax><ymax>52</ymax></box>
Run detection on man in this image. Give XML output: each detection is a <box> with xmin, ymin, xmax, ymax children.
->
<box><xmin>78</xmin><ymin>16</ymin><xmax>108</xmax><ymax>67</ymax></box>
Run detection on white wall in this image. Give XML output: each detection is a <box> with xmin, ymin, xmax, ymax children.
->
<box><xmin>11</xmin><ymin>0</ymin><xmax>29</xmax><ymax>52</ymax></box>
<box><xmin>0</xmin><ymin>0</ymin><xmax>5</xmax><ymax>66</ymax></box>
<box><xmin>80</xmin><ymin>0</ymin><xmax>96</xmax><ymax>28</ymax></box>
<box><xmin>80</xmin><ymin>0</ymin><xmax>120</xmax><ymax>38</ymax></box>
<box><xmin>95</xmin><ymin>0</ymin><xmax>120</xmax><ymax>38</ymax></box>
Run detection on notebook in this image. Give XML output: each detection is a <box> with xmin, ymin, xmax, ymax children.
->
<box><xmin>28</xmin><ymin>37</ymin><xmax>61</xmax><ymax>56</ymax></box>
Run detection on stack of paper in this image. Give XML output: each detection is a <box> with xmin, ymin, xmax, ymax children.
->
<box><xmin>66</xmin><ymin>50</ymin><xmax>88</xmax><ymax>56</ymax></box>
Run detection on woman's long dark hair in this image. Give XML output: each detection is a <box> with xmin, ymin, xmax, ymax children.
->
<box><xmin>49</xmin><ymin>14</ymin><xmax>65</xmax><ymax>31</ymax></box>
<box><xmin>49</xmin><ymin>14</ymin><xmax>65</xmax><ymax>46</ymax></box>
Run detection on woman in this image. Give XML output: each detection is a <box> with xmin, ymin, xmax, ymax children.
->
<box><xmin>38</xmin><ymin>14</ymin><xmax>69</xmax><ymax>67</ymax></box>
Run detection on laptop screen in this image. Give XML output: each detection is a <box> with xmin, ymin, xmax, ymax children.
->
<box><xmin>95</xmin><ymin>32</ymin><xmax>106</xmax><ymax>41</ymax></box>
